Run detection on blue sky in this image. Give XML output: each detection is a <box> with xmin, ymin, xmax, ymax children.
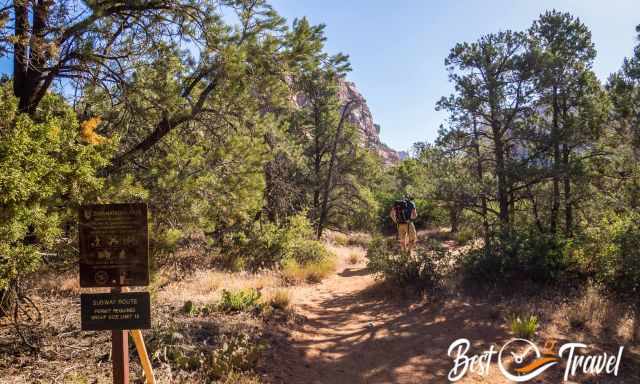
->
<box><xmin>271</xmin><ymin>0</ymin><xmax>640</xmax><ymax>151</ymax></box>
<box><xmin>2</xmin><ymin>1</ymin><xmax>637</xmax><ymax>152</ymax></box>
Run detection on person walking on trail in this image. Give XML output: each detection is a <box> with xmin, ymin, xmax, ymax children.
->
<box><xmin>390</xmin><ymin>196</ymin><xmax>418</xmax><ymax>253</ymax></box>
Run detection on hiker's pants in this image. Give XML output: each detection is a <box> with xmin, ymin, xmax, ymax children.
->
<box><xmin>397</xmin><ymin>222</ymin><xmax>417</xmax><ymax>250</ymax></box>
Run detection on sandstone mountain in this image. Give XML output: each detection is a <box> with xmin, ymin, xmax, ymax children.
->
<box><xmin>293</xmin><ymin>78</ymin><xmax>402</xmax><ymax>164</ymax></box>
<box><xmin>336</xmin><ymin>79</ymin><xmax>401</xmax><ymax>164</ymax></box>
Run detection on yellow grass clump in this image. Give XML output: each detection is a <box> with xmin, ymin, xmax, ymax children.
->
<box><xmin>281</xmin><ymin>257</ymin><xmax>336</xmax><ymax>284</ymax></box>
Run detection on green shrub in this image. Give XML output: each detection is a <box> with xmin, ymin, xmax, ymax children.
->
<box><xmin>218</xmin><ymin>289</ymin><xmax>261</xmax><ymax>312</ymax></box>
<box><xmin>366</xmin><ymin>237</ymin><xmax>443</xmax><ymax>288</ymax></box>
<box><xmin>281</xmin><ymin>240</ymin><xmax>335</xmax><ymax>284</ymax></box>
<box><xmin>182</xmin><ymin>300</ymin><xmax>198</xmax><ymax>316</ymax></box>
<box><xmin>506</xmin><ymin>313</ymin><xmax>539</xmax><ymax>339</ymax></box>
<box><xmin>0</xmin><ymin>85</ymin><xmax>110</xmax><ymax>293</ymax></box>
<box><xmin>224</xmin><ymin>213</ymin><xmax>315</xmax><ymax>270</ymax></box>
<box><xmin>581</xmin><ymin>212</ymin><xmax>640</xmax><ymax>295</ymax></box>
<box><xmin>463</xmin><ymin>228</ymin><xmax>570</xmax><ymax>283</ymax></box>
<box><xmin>454</xmin><ymin>226</ymin><xmax>476</xmax><ymax>245</ymax></box>
<box><xmin>292</xmin><ymin>239</ymin><xmax>330</xmax><ymax>264</ymax></box>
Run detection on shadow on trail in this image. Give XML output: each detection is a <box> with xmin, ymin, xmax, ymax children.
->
<box><xmin>267</xmin><ymin>270</ymin><xmax>508</xmax><ymax>383</ymax></box>
<box><xmin>338</xmin><ymin>268</ymin><xmax>372</xmax><ymax>278</ymax></box>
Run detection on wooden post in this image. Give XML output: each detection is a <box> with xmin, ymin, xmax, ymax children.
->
<box><xmin>112</xmin><ymin>288</ymin><xmax>129</xmax><ymax>384</ymax></box>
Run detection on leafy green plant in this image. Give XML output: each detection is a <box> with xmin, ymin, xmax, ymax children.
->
<box><xmin>224</xmin><ymin>213</ymin><xmax>316</xmax><ymax>271</ymax></box>
<box><xmin>463</xmin><ymin>228</ymin><xmax>570</xmax><ymax>284</ymax></box>
<box><xmin>454</xmin><ymin>227</ymin><xmax>476</xmax><ymax>245</ymax></box>
<box><xmin>0</xmin><ymin>85</ymin><xmax>111</xmax><ymax>294</ymax></box>
<box><xmin>292</xmin><ymin>239</ymin><xmax>331</xmax><ymax>265</ymax></box>
<box><xmin>506</xmin><ymin>313</ymin><xmax>539</xmax><ymax>339</ymax></box>
<box><xmin>182</xmin><ymin>300</ymin><xmax>198</xmax><ymax>316</ymax></box>
<box><xmin>218</xmin><ymin>289</ymin><xmax>261</xmax><ymax>313</ymax></box>
<box><xmin>366</xmin><ymin>237</ymin><xmax>444</xmax><ymax>288</ymax></box>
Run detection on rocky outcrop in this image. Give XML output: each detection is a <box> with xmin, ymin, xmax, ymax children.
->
<box><xmin>336</xmin><ymin>80</ymin><xmax>401</xmax><ymax>164</ymax></box>
<box><xmin>292</xmin><ymin>78</ymin><xmax>402</xmax><ymax>164</ymax></box>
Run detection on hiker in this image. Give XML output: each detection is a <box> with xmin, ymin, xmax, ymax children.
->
<box><xmin>390</xmin><ymin>196</ymin><xmax>417</xmax><ymax>253</ymax></box>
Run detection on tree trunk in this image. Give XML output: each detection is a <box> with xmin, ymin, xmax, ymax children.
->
<box><xmin>13</xmin><ymin>1</ymin><xmax>30</xmax><ymax>111</ymax></box>
<box><xmin>492</xmin><ymin>123</ymin><xmax>509</xmax><ymax>231</ymax></box>
<box><xmin>449</xmin><ymin>206</ymin><xmax>460</xmax><ymax>233</ymax></box>
<box><xmin>316</xmin><ymin>100</ymin><xmax>356</xmax><ymax>239</ymax></box>
<box><xmin>312</xmin><ymin>107</ymin><xmax>322</xmax><ymax>223</ymax></box>
<box><xmin>550</xmin><ymin>87</ymin><xmax>561</xmax><ymax>235</ymax></box>
<box><xmin>562</xmin><ymin>144</ymin><xmax>573</xmax><ymax>237</ymax></box>
<box><xmin>472</xmin><ymin>118</ymin><xmax>490</xmax><ymax>237</ymax></box>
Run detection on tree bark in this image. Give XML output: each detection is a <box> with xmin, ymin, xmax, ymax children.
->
<box><xmin>562</xmin><ymin>143</ymin><xmax>573</xmax><ymax>237</ymax></box>
<box><xmin>316</xmin><ymin>100</ymin><xmax>356</xmax><ymax>239</ymax></box>
<box><xmin>492</xmin><ymin>122</ymin><xmax>509</xmax><ymax>231</ymax></box>
<box><xmin>550</xmin><ymin>87</ymin><xmax>561</xmax><ymax>235</ymax></box>
<box><xmin>13</xmin><ymin>1</ymin><xmax>29</xmax><ymax>111</ymax></box>
<box><xmin>472</xmin><ymin>117</ymin><xmax>490</xmax><ymax>238</ymax></box>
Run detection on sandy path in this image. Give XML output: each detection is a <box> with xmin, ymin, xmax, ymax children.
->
<box><xmin>265</xmin><ymin>242</ymin><xmax>638</xmax><ymax>384</ymax></box>
<box><xmin>266</xmin><ymin>244</ymin><xmax>509</xmax><ymax>384</ymax></box>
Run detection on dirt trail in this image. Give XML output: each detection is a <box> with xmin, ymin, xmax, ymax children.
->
<box><xmin>266</xmin><ymin>243</ymin><xmax>511</xmax><ymax>384</ymax></box>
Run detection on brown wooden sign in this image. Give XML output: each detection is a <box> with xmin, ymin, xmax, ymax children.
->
<box><xmin>81</xmin><ymin>292</ymin><xmax>151</xmax><ymax>331</ymax></box>
<box><xmin>79</xmin><ymin>203</ymin><xmax>149</xmax><ymax>287</ymax></box>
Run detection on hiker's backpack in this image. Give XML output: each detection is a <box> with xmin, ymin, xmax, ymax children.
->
<box><xmin>393</xmin><ymin>200</ymin><xmax>413</xmax><ymax>224</ymax></box>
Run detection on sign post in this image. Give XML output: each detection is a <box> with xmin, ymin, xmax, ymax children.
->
<box><xmin>112</xmin><ymin>290</ymin><xmax>130</xmax><ymax>384</ymax></box>
<box><xmin>79</xmin><ymin>203</ymin><xmax>150</xmax><ymax>384</ymax></box>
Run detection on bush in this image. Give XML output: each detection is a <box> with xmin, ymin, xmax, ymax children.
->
<box><xmin>454</xmin><ymin>226</ymin><xmax>476</xmax><ymax>245</ymax></box>
<box><xmin>463</xmin><ymin>228</ymin><xmax>570</xmax><ymax>283</ymax></box>
<box><xmin>223</xmin><ymin>213</ymin><xmax>315</xmax><ymax>270</ymax></box>
<box><xmin>348</xmin><ymin>252</ymin><xmax>361</xmax><ymax>265</ymax></box>
<box><xmin>281</xmin><ymin>239</ymin><xmax>336</xmax><ymax>284</ymax></box>
<box><xmin>218</xmin><ymin>289</ymin><xmax>261</xmax><ymax>313</ymax></box>
<box><xmin>0</xmin><ymin>86</ymin><xmax>110</xmax><ymax>294</ymax></box>
<box><xmin>506</xmin><ymin>313</ymin><xmax>539</xmax><ymax>339</ymax></box>
<box><xmin>580</xmin><ymin>212</ymin><xmax>640</xmax><ymax>295</ymax></box>
<box><xmin>366</xmin><ymin>237</ymin><xmax>443</xmax><ymax>288</ymax></box>
<box><xmin>292</xmin><ymin>239</ymin><xmax>331</xmax><ymax>265</ymax></box>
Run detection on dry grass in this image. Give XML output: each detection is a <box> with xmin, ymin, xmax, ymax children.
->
<box><xmin>564</xmin><ymin>287</ymin><xmax>608</xmax><ymax>332</ymax></box>
<box><xmin>281</xmin><ymin>257</ymin><xmax>336</xmax><ymax>284</ymax></box>
<box><xmin>324</xmin><ymin>230</ymin><xmax>349</xmax><ymax>246</ymax></box>
<box><xmin>347</xmin><ymin>252</ymin><xmax>362</xmax><ymax>265</ymax></box>
<box><xmin>263</xmin><ymin>288</ymin><xmax>292</xmax><ymax>310</ymax></box>
<box><xmin>156</xmin><ymin>270</ymin><xmax>282</xmax><ymax>306</ymax></box>
<box><xmin>347</xmin><ymin>232</ymin><xmax>372</xmax><ymax>248</ymax></box>
<box><xmin>531</xmin><ymin>285</ymin><xmax>640</xmax><ymax>345</ymax></box>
